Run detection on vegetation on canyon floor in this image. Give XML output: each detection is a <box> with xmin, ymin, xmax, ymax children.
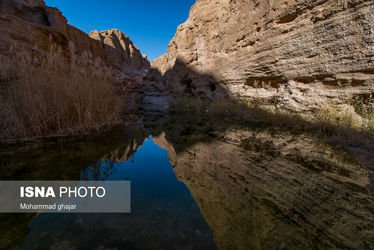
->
<box><xmin>168</xmin><ymin>95</ymin><xmax>374</xmax><ymax>140</ymax></box>
<box><xmin>0</xmin><ymin>48</ymin><xmax>123</xmax><ymax>140</ymax></box>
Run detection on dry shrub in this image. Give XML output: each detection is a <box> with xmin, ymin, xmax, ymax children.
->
<box><xmin>316</xmin><ymin>106</ymin><xmax>362</xmax><ymax>129</ymax></box>
<box><xmin>0</xmin><ymin>47</ymin><xmax>123</xmax><ymax>139</ymax></box>
<box><xmin>351</xmin><ymin>94</ymin><xmax>374</xmax><ymax>133</ymax></box>
<box><xmin>168</xmin><ymin>96</ymin><xmax>374</xmax><ymax>138</ymax></box>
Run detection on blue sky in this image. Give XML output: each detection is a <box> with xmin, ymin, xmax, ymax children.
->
<box><xmin>45</xmin><ymin>0</ymin><xmax>196</xmax><ymax>62</ymax></box>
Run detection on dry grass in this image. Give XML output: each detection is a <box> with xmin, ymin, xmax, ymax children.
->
<box><xmin>168</xmin><ymin>96</ymin><xmax>374</xmax><ymax>138</ymax></box>
<box><xmin>351</xmin><ymin>94</ymin><xmax>374</xmax><ymax>134</ymax></box>
<box><xmin>0</xmin><ymin>47</ymin><xmax>123</xmax><ymax>140</ymax></box>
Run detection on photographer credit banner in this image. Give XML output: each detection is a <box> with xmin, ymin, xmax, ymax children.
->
<box><xmin>0</xmin><ymin>181</ymin><xmax>131</xmax><ymax>213</ymax></box>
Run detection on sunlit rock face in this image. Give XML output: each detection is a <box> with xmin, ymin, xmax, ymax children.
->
<box><xmin>90</xmin><ymin>29</ymin><xmax>150</xmax><ymax>80</ymax></box>
<box><xmin>153</xmin><ymin>0</ymin><xmax>374</xmax><ymax>111</ymax></box>
<box><xmin>0</xmin><ymin>0</ymin><xmax>150</xmax><ymax>74</ymax></box>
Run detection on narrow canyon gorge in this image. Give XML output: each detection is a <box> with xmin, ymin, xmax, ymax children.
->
<box><xmin>1</xmin><ymin>0</ymin><xmax>373</xmax><ymax>114</ymax></box>
<box><xmin>1</xmin><ymin>0</ymin><xmax>374</xmax><ymax>249</ymax></box>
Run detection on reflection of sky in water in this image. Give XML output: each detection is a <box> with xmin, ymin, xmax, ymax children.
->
<box><xmin>17</xmin><ymin>135</ymin><xmax>217</xmax><ymax>249</ymax></box>
<box><xmin>81</xmin><ymin>136</ymin><xmax>189</xmax><ymax>202</ymax></box>
<box><xmin>82</xmin><ymin>136</ymin><xmax>174</xmax><ymax>182</ymax></box>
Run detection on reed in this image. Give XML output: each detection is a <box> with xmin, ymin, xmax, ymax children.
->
<box><xmin>0</xmin><ymin>47</ymin><xmax>123</xmax><ymax>139</ymax></box>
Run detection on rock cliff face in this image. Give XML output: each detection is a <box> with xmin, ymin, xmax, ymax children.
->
<box><xmin>152</xmin><ymin>0</ymin><xmax>374</xmax><ymax>111</ymax></box>
<box><xmin>0</xmin><ymin>0</ymin><xmax>149</xmax><ymax>115</ymax></box>
<box><xmin>90</xmin><ymin>29</ymin><xmax>150</xmax><ymax>80</ymax></box>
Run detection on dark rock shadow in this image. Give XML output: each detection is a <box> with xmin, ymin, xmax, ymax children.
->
<box><xmin>140</xmin><ymin>58</ymin><xmax>374</xmax><ymax>249</ymax></box>
<box><xmin>142</xmin><ymin>57</ymin><xmax>374</xmax><ymax>195</ymax></box>
<box><xmin>141</xmin><ymin>57</ymin><xmax>229</xmax><ymax>114</ymax></box>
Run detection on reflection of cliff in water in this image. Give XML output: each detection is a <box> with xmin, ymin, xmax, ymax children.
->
<box><xmin>0</xmin><ymin>126</ymin><xmax>148</xmax><ymax>249</ymax></box>
<box><xmin>148</xmin><ymin>113</ymin><xmax>374</xmax><ymax>249</ymax></box>
<box><xmin>1</xmin><ymin>112</ymin><xmax>374</xmax><ymax>249</ymax></box>
<box><xmin>16</xmin><ymin>133</ymin><xmax>216</xmax><ymax>250</ymax></box>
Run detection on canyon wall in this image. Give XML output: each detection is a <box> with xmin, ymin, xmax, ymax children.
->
<box><xmin>152</xmin><ymin>0</ymin><xmax>374</xmax><ymax>111</ymax></box>
<box><xmin>0</xmin><ymin>0</ymin><xmax>149</xmax><ymax>115</ymax></box>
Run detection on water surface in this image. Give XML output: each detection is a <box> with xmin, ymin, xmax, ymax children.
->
<box><xmin>1</xmin><ymin>113</ymin><xmax>374</xmax><ymax>249</ymax></box>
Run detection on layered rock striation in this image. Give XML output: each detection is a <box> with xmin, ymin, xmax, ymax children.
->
<box><xmin>152</xmin><ymin>0</ymin><xmax>374</xmax><ymax>111</ymax></box>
